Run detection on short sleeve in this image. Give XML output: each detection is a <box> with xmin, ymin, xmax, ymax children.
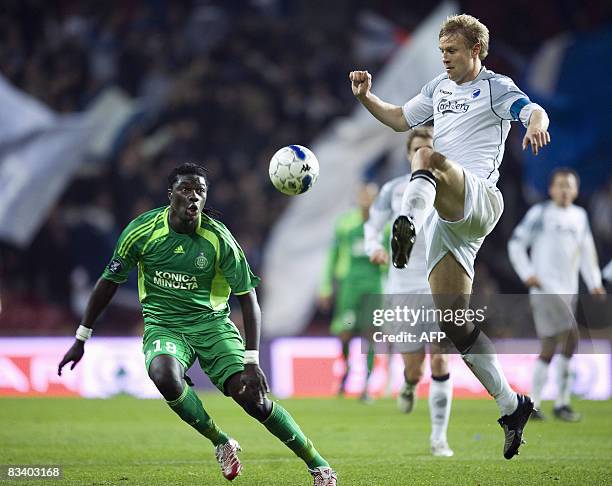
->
<box><xmin>218</xmin><ymin>230</ymin><xmax>261</xmax><ymax>295</ymax></box>
<box><xmin>489</xmin><ymin>75</ymin><xmax>530</xmax><ymax>121</ymax></box>
<box><xmin>401</xmin><ymin>74</ymin><xmax>445</xmax><ymax>128</ymax></box>
<box><xmin>101</xmin><ymin>223</ymin><xmax>142</xmax><ymax>284</ymax></box>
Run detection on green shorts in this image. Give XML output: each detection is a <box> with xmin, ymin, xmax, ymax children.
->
<box><xmin>142</xmin><ymin>319</ymin><xmax>245</xmax><ymax>395</ymax></box>
<box><xmin>330</xmin><ymin>286</ymin><xmax>381</xmax><ymax>335</ymax></box>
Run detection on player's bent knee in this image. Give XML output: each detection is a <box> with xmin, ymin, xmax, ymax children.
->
<box><xmin>234</xmin><ymin>395</ymin><xmax>272</xmax><ymax>422</ymax></box>
<box><xmin>411</xmin><ymin>147</ymin><xmax>435</xmax><ymax>171</ymax></box>
<box><xmin>148</xmin><ymin>355</ymin><xmax>184</xmax><ymax>400</ymax></box>
<box><xmin>429</xmin><ymin>151</ymin><xmax>448</xmax><ymax>170</ymax></box>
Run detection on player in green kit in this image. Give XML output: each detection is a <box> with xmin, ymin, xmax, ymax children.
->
<box><xmin>319</xmin><ymin>184</ymin><xmax>385</xmax><ymax>401</ymax></box>
<box><xmin>58</xmin><ymin>163</ymin><xmax>337</xmax><ymax>486</ymax></box>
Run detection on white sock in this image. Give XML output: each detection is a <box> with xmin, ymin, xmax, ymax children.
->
<box><xmin>555</xmin><ymin>355</ymin><xmax>572</xmax><ymax>408</ymax></box>
<box><xmin>531</xmin><ymin>358</ymin><xmax>550</xmax><ymax>409</ymax></box>
<box><xmin>429</xmin><ymin>374</ymin><xmax>452</xmax><ymax>443</ymax></box>
<box><xmin>400</xmin><ymin>171</ymin><xmax>436</xmax><ymax>233</ymax></box>
<box><xmin>461</xmin><ymin>331</ymin><xmax>518</xmax><ymax>416</ymax></box>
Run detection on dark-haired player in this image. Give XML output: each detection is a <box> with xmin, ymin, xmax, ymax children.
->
<box><xmin>58</xmin><ymin>163</ymin><xmax>337</xmax><ymax>486</ymax></box>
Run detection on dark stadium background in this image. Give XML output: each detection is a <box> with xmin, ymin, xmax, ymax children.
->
<box><xmin>0</xmin><ymin>0</ymin><xmax>610</xmax><ymax>342</ymax></box>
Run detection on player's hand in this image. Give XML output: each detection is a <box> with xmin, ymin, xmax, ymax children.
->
<box><xmin>240</xmin><ymin>364</ymin><xmax>269</xmax><ymax>405</ymax></box>
<box><xmin>525</xmin><ymin>275</ymin><xmax>542</xmax><ymax>289</ymax></box>
<box><xmin>522</xmin><ymin>126</ymin><xmax>550</xmax><ymax>155</ymax></box>
<box><xmin>370</xmin><ymin>249</ymin><xmax>389</xmax><ymax>265</ymax></box>
<box><xmin>349</xmin><ymin>70</ymin><xmax>372</xmax><ymax>100</ymax></box>
<box><xmin>317</xmin><ymin>295</ymin><xmax>332</xmax><ymax>312</ymax></box>
<box><xmin>57</xmin><ymin>340</ymin><xmax>85</xmax><ymax>376</ymax></box>
<box><xmin>591</xmin><ymin>286</ymin><xmax>606</xmax><ymax>301</ymax></box>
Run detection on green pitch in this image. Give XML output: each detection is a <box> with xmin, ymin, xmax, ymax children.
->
<box><xmin>1</xmin><ymin>395</ymin><xmax>611</xmax><ymax>485</ymax></box>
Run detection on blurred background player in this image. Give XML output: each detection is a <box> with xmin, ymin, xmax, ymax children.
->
<box><xmin>349</xmin><ymin>14</ymin><xmax>551</xmax><ymax>459</ymax></box>
<box><xmin>58</xmin><ymin>163</ymin><xmax>337</xmax><ymax>486</ymax></box>
<box><xmin>508</xmin><ymin>168</ymin><xmax>605</xmax><ymax>421</ymax></box>
<box><xmin>604</xmin><ymin>261</ymin><xmax>612</xmax><ymax>288</ymax></box>
<box><xmin>365</xmin><ymin>127</ymin><xmax>453</xmax><ymax>457</ymax></box>
<box><xmin>319</xmin><ymin>183</ymin><xmax>383</xmax><ymax>402</ymax></box>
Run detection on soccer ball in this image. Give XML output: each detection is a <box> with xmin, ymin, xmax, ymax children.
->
<box><xmin>268</xmin><ymin>145</ymin><xmax>319</xmax><ymax>196</ymax></box>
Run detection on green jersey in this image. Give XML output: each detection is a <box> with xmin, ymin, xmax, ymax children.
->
<box><xmin>320</xmin><ymin>208</ymin><xmax>384</xmax><ymax>298</ymax></box>
<box><xmin>102</xmin><ymin>206</ymin><xmax>260</xmax><ymax>332</ymax></box>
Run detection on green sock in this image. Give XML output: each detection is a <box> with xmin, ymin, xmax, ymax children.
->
<box><xmin>341</xmin><ymin>340</ymin><xmax>350</xmax><ymax>361</ymax></box>
<box><xmin>366</xmin><ymin>341</ymin><xmax>375</xmax><ymax>376</ymax></box>
<box><xmin>167</xmin><ymin>384</ymin><xmax>229</xmax><ymax>446</ymax></box>
<box><xmin>263</xmin><ymin>402</ymin><xmax>329</xmax><ymax>469</ymax></box>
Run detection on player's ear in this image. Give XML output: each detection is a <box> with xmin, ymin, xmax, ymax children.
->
<box><xmin>472</xmin><ymin>42</ymin><xmax>481</xmax><ymax>59</ymax></box>
<box><xmin>168</xmin><ymin>189</ymin><xmax>172</xmax><ymax>201</ymax></box>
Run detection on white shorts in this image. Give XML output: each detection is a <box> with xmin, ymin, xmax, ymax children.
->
<box><xmin>381</xmin><ymin>290</ymin><xmax>438</xmax><ymax>353</ymax></box>
<box><xmin>425</xmin><ymin>169</ymin><xmax>504</xmax><ymax>279</ymax></box>
<box><xmin>529</xmin><ymin>293</ymin><xmax>578</xmax><ymax>338</ymax></box>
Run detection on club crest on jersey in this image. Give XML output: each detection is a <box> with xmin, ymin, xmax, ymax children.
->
<box><xmin>107</xmin><ymin>258</ymin><xmax>122</xmax><ymax>274</ymax></box>
<box><xmin>195</xmin><ymin>252</ymin><xmax>208</xmax><ymax>269</ymax></box>
<box><xmin>437</xmin><ymin>98</ymin><xmax>469</xmax><ymax>115</ymax></box>
<box><xmin>472</xmin><ymin>88</ymin><xmax>481</xmax><ymax>98</ymax></box>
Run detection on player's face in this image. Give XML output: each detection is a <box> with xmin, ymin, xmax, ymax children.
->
<box><xmin>549</xmin><ymin>173</ymin><xmax>578</xmax><ymax>207</ymax></box>
<box><xmin>169</xmin><ymin>174</ymin><xmax>208</xmax><ymax>221</ymax></box>
<box><xmin>439</xmin><ymin>34</ymin><xmax>479</xmax><ymax>84</ymax></box>
<box><xmin>357</xmin><ymin>184</ymin><xmax>378</xmax><ymax>210</ymax></box>
<box><xmin>408</xmin><ymin>136</ymin><xmax>434</xmax><ymax>160</ymax></box>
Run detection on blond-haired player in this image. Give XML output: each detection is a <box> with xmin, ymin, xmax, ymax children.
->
<box><xmin>350</xmin><ymin>14</ymin><xmax>550</xmax><ymax>459</ymax></box>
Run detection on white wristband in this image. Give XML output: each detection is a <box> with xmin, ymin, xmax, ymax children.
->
<box><xmin>75</xmin><ymin>325</ymin><xmax>93</xmax><ymax>342</ymax></box>
<box><xmin>244</xmin><ymin>350</ymin><xmax>259</xmax><ymax>365</ymax></box>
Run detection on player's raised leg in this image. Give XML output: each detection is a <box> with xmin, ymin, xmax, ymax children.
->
<box><xmin>429</xmin><ymin>254</ymin><xmax>532</xmax><ymax>460</ymax></box>
<box><xmin>225</xmin><ymin>373</ymin><xmax>337</xmax><ymax>485</ymax></box>
<box><xmin>429</xmin><ymin>349</ymin><xmax>453</xmax><ymax>457</ymax></box>
<box><xmin>393</xmin><ymin>148</ymin><xmax>464</xmax><ymax>268</ymax></box>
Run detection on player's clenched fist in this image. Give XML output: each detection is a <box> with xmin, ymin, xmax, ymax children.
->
<box><xmin>349</xmin><ymin>70</ymin><xmax>371</xmax><ymax>99</ymax></box>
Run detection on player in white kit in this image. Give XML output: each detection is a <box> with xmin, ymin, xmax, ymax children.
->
<box><xmin>508</xmin><ymin>168</ymin><xmax>605</xmax><ymax>421</ymax></box>
<box><xmin>350</xmin><ymin>14</ymin><xmax>551</xmax><ymax>459</ymax></box>
<box><xmin>365</xmin><ymin>127</ymin><xmax>453</xmax><ymax>457</ymax></box>
<box><xmin>604</xmin><ymin>260</ymin><xmax>612</xmax><ymax>284</ymax></box>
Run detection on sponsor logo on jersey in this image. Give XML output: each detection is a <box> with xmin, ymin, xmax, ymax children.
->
<box><xmin>195</xmin><ymin>252</ymin><xmax>208</xmax><ymax>269</ymax></box>
<box><xmin>174</xmin><ymin>245</ymin><xmax>185</xmax><ymax>254</ymax></box>
<box><xmin>472</xmin><ymin>88</ymin><xmax>481</xmax><ymax>99</ymax></box>
<box><xmin>107</xmin><ymin>258</ymin><xmax>123</xmax><ymax>274</ymax></box>
<box><xmin>440</xmin><ymin>89</ymin><xmax>452</xmax><ymax>95</ymax></box>
<box><xmin>153</xmin><ymin>271</ymin><xmax>198</xmax><ymax>290</ymax></box>
<box><xmin>437</xmin><ymin>98</ymin><xmax>470</xmax><ymax>115</ymax></box>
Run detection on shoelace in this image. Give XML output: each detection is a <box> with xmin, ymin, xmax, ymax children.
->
<box><xmin>216</xmin><ymin>442</ymin><xmax>240</xmax><ymax>471</ymax></box>
<box><xmin>312</xmin><ymin>469</ymin><xmax>336</xmax><ymax>486</ymax></box>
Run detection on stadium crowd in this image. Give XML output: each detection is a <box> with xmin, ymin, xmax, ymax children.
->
<box><xmin>0</xmin><ymin>0</ymin><xmax>610</xmax><ymax>334</ymax></box>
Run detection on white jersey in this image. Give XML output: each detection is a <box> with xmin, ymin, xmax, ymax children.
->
<box><xmin>364</xmin><ymin>175</ymin><xmax>430</xmax><ymax>293</ymax></box>
<box><xmin>402</xmin><ymin>68</ymin><xmax>537</xmax><ymax>185</ymax></box>
<box><xmin>604</xmin><ymin>260</ymin><xmax>612</xmax><ymax>282</ymax></box>
<box><xmin>507</xmin><ymin>201</ymin><xmax>603</xmax><ymax>294</ymax></box>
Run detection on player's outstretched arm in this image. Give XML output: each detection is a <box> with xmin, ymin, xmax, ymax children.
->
<box><xmin>522</xmin><ymin>109</ymin><xmax>551</xmax><ymax>155</ymax></box>
<box><xmin>349</xmin><ymin>70</ymin><xmax>409</xmax><ymax>132</ymax></box>
<box><xmin>57</xmin><ymin>278</ymin><xmax>119</xmax><ymax>375</ymax></box>
<box><xmin>236</xmin><ymin>290</ymin><xmax>269</xmax><ymax>405</ymax></box>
